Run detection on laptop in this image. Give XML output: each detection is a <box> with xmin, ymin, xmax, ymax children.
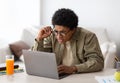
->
<box><xmin>22</xmin><ymin>50</ymin><xmax>69</xmax><ymax>79</ymax></box>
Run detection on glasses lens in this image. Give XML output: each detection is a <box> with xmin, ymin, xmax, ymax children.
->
<box><xmin>53</xmin><ymin>30</ymin><xmax>66</xmax><ymax>36</ymax></box>
<box><xmin>60</xmin><ymin>32</ymin><xmax>66</xmax><ymax>36</ymax></box>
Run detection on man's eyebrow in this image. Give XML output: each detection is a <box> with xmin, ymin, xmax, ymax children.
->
<box><xmin>53</xmin><ymin>30</ymin><xmax>66</xmax><ymax>32</ymax></box>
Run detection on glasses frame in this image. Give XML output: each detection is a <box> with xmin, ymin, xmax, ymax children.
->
<box><xmin>53</xmin><ymin>29</ymin><xmax>70</xmax><ymax>36</ymax></box>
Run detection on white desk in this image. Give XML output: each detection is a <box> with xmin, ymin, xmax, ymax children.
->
<box><xmin>0</xmin><ymin>68</ymin><xmax>116</xmax><ymax>83</ymax></box>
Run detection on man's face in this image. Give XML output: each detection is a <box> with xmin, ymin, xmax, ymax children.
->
<box><xmin>53</xmin><ymin>25</ymin><xmax>75</xmax><ymax>44</ymax></box>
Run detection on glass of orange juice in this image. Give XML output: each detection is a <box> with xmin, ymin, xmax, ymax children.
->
<box><xmin>6</xmin><ymin>55</ymin><xmax>14</xmax><ymax>75</ymax></box>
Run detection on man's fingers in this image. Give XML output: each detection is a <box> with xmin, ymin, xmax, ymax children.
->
<box><xmin>58</xmin><ymin>66</ymin><xmax>65</xmax><ymax>74</ymax></box>
<box><xmin>43</xmin><ymin>26</ymin><xmax>52</xmax><ymax>34</ymax></box>
<box><xmin>58</xmin><ymin>66</ymin><xmax>64</xmax><ymax>71</ymax></box>
<box><xmin>58</xmin><ymin>65</ymin><xmax>75</xmax><ymax>74</ymax></box>
<box><xmin>59</xmin><ymin>71</ymin><xmax>64</xmax><ymax>74</ymax></box>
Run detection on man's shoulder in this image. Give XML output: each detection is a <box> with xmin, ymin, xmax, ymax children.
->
<box><xmin>71</xmin><ymin>27</ymin><xmax>95</xmax><ymax>41</ymax></box>
<box><xmin>77</xmin><ymin>27</ymin><xmax>95</xmax><ymax>35</ymax></box>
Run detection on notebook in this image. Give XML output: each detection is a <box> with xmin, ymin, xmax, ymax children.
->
<box><xmin>0</xmin><ymin>63</ymin><xmax>19</xmax><ymax>71</ymax></box>
<box><xmin>0</xmin><ymin>63</ymin><xmax>24</xmax><ymax>76</ymax></box>
<box><xmin>22</xmin><ymin>50</ymin><xmax>69</xmax><ymax>79</ymax></box>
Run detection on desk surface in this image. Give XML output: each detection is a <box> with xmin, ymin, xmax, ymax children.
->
<box><xmin>0</xmin><ymin>67</ymin><xmax>116</xmax><ymax>83</ymax></box>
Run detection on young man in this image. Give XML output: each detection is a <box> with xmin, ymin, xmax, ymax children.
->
<box><xmin>32</xmin><ymin>8</ymin><xmax>104</xmax><ymax>74</ymax></box>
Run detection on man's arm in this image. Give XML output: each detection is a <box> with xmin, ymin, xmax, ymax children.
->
<box><xmin>31</xmin><ymin>26</ymin><xmax>53</xmax><ymax>52</ymax></box>
<box><xmin>75</xmin><ymin>34</ymin><xmax>104</xmax><ymax>73</ymax></box>
<box><xmin>32</xmin><ymin>37</ymin><xmax>52</xmax><ymax>52</ymax></box>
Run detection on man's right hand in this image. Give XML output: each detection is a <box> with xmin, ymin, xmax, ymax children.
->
<box><xmin>36</xmin><ymin>26</ymin><xmax>52</xmax><ymax>41</ymax></box>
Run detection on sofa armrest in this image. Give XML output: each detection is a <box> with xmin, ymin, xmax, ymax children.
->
<box><xmin>0</xmin><ymin>45</ymin><xmax>12</xmax><ymax>63</ymax></box>
<box><xmin>103</xmin><ymin>42</ymin><xmax>117</xmax><ymax>69</ymax></box>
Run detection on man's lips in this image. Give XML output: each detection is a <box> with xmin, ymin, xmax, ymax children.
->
<box><xmin>58</xmin><ymin>39</ymin><xmax>63</xmax><ymax>42</ymax></box>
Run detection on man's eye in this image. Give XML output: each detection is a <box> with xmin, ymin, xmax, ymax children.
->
<box><xmin>60</xmin><ymin>32</ymin><xmax>65</xmax><ymax>34</ymax></box>
<box><xmin>54</xmin><ymin>30</ymin><xmax>58</xmax><ymax>33</ymax></box>
<box><xmin>55</xmin><ymin>31</ymin><xmax>58</xmax><ymax>33</ymax></box>
<box><xmin>60</xmin><ymin>31</ymin><xmax>66</xmax><ymax>33</ymax></box>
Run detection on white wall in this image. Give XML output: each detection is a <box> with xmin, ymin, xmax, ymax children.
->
<box><xmin>40</xmin><ymin>0</ymin><xmax>120</xmax><ymax>55</ymax></box>
<box><xmin>0</xmin><ymin>0</ymin><xmax>40</xmax><ymax>43</ymax></box>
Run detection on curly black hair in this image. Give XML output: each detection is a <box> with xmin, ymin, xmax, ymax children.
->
<box><xmin>52</xmin><ymin>8</ymin><xmax>78</xmax><ymax>30</ymax></box>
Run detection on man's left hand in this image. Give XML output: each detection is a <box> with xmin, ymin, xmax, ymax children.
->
<box><xmin>58</xmin><ymin>65</ymin><xmax>77</xmax><ymax>74</ymax></box>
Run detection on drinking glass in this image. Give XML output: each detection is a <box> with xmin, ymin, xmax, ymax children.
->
<box><xmin>6</xmin><ymin>55</ymin><xmax>14</xmax><ymax>75</ymax></box>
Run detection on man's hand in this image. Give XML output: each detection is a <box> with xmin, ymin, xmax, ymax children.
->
<box><xmin>58</xmin><ymin>65</ymin><xmax>77</xmax><ymax>74</ymax></box>
<box><xmin>36</xmin><ymin>26</ymin><xmax>52</xmax><ymax>41</ymax></box>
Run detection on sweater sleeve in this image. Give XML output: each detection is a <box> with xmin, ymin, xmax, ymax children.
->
<box><xmin>75</xmin><ymin>34</ymin><xmax>104</xmax><ymax>73</ymax></box>
<box><xmin>31</xmin><ymin>37</ymin><xmax>52</xmax><ymax>52</ymax></box>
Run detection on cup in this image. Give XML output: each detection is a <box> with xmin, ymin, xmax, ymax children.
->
<box><xmin>116</xmin><ymin>62</ymin><xmax>120</xmax><ymax>69</ymax></box>
<box><xmin>6</xmin><ymin>55</ymin><xmax>14</xmax><ymax>75</ymax></box>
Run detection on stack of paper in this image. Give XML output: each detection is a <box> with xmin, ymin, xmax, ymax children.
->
<box><xmin>0</xmin><ymin>63</ymin><xmax>24</xmax><ymax>76</ymax></box>
<box><xmin>95</xmin><ymin>75</ymin><xmax>119</xmax><ymax>83</ymax></box>
<box><xmin>0</xmin><ymin>68</ymin><xmax>24</xmax><ymax>76</ymax></box>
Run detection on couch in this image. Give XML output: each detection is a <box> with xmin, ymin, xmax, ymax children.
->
<box><xmin>86</xmin><ymin>28</ymin><xmax>117</xmax><ymax>69</ymax></box>
<box><xmin>0</xmin><ymin>26</ymin><xmax>117</xmax><ymax>69</ymax></box>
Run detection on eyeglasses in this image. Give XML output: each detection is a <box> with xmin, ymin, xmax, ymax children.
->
<box><xmin>53</xmin><ymin>29</ymin><xmax>70</xmax><ymax>36</ymax></box>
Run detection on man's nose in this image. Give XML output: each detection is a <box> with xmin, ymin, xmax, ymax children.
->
<box><xmin>57</xmin><ymin>33</ymin><xmax>62</xmax><ymax>38</ymax></box>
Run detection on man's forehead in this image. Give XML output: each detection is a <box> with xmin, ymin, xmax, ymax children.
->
<box><xmin>54</xmin><ymin>25</ymin><xmax>69</xmax><ymax>31</ymax></box>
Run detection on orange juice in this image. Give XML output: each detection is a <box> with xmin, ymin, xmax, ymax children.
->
<box><xmin>6</xmin><ymin>58</ymin><xmax>14</xmax><ymax>75</ymax></box>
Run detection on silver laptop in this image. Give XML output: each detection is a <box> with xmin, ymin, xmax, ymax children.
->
<box><xmin>22</xmin><ymin>50</ymin><xmax>69</xmax><ymax>79</ymax></box>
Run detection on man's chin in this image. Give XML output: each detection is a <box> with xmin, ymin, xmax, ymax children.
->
<box><xmin>58</xmin><ymin>41</ymin><xmax>63</xmax><ymax>44</ymax></box>
<box><xmin>58</xmin><ymin>40</ymin><xmax>64</xmax><ymax>44</ymax></box>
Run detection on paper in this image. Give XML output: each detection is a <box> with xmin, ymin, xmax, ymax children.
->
<box><xmin>95</xmin><ymin>75</ymin><xmax>120</xmax><ymax>83</ymax></box>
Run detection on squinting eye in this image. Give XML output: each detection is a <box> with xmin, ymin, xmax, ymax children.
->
<box><xmin>54</xmin><ymin>31</ymin><xmax>57</xmax><ymax>33</ymax></box>
<box><xmin>61</xmin><ymin>32</ymin><xmax>65</xmax><ymax>34</ymax></box>
<box><xmin>53</xmin><ymin>30</ymin><xmax>67</xmax><ymax>36</ymax></box>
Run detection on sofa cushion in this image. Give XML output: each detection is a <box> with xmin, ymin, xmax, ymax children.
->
<box><xmin>21</xmin><ymin>27</ymin><xmax>38</xmax><ymax>47</ymax></box>
<box><xmin>85</xmin><ymin>28</ymin><xmax>109</xmax><ymax>44</ymax></box>
<box><xmin>9</xmin><ymin>41</ymin><xmax>30</xmax><ymax>61</ymax></box>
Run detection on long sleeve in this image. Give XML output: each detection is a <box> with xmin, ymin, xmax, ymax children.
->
<box><xmin>75</xmin><ymin>34</ymin><xmax>104</xmax><ymax>73</ymax></box>
<box><xmin>32</xmin><ymin>37</ymin><xmax>52</xmax><ymax>52</ymax></box>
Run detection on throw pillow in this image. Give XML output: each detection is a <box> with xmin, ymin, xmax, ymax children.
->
<box><xmin>9</xmin><ymin>41</ymin><xmax>30</xmax><ymax>61</ymax></box>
